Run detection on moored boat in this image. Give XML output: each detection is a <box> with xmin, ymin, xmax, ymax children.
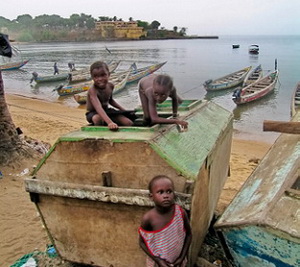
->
<box><xmin>204</xmin><ymin>66</ymin><xmax>252</xmax><ymax>91</ymax></box>
<box><xmin>232</xmin><ymin>69</ymin><xmax>279</xmax><ymax>105</ymax></box>
<box><xmin>232</xmin><ymin>44</ymin><xmax>240</xmax><ymax>49</ymax></box>
<box><xmin>291</xmin><ymin>81</ymin><xmax>300</xmax><ymax>117</ymax></box>
<box><xmin>31</xmin><ymin>60</ymin><xmax>120</xmax><ymax>84</ymax></box>
<box><xmin>249</xmin><ymin>44</ymin><xmax>259</xmax><ymax>54</ymax></box>
<box><xmin>242</xmin><ymin>64</ymin><xmax>263</xmax><ymax>87</ymax></box>
<box><xmin>68</xmin><ymin>60</ymin><xmax>121</xmax><ymax>84</ymax></box>
<box><xmin>0</xmin><ymin>59</ymin><xmax>29</xmax><ymax>71</ymax></box>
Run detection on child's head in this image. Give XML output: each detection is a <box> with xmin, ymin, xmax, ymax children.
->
<box><xmin>90</xmin><ymin>61</ymin><xmax>110</xmax><ymax>89</ymax></box>
<box><xmin>152</xmin><ymin>75</ymin><xmax>173</xmax><ymax>103</ymax></box>
<box><xmin>148</xmin><ymin>175</ymin><xmax>175</xmax><ymax>208</ymax></box>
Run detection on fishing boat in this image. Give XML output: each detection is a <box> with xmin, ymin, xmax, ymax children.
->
<box><xmin>0</xmin><ymin>44</ymin><xmax>29</xmax><ymax>71</ymax></box>
<box><xmin>0</xmin><ymin>59</ymin><xmax>29</xmax><ymax>71</ymax></box>
<box><xmin>249</xmin><ymin>44</ymin><xmax>259</xmax><ymax>54</ymax></box>
<box><xmin>31</xmin><ymin>60</ymin><xmax>120</xmax><ymax>84</ymax></box>
<box><xmin>232</xmin><ymin>44</ymin><xmax>240</xmax><ymax>49</ymax></box>
<box><xmin>24</xmin><ymin>99</ymin><xmax>233</xmax><ymax>266</ymax></box>
<box><xmin>291</xmin><ymin>81</ymin><xmax>300</xmax><ymax>117</ymax></box>
<box><xmin>204</xmin><ymin>66</ymin><xmax>252</xmax><ymax>91</ymax></box>
<box><xmin>232</xmin><ymin>70</ymin><xmax>279</xmax><ymax>105</ymax></box>
<box><xmin>68</xmin><ymin>60</ymin><xmax>121</xmax><ymax>84</ymax></box>
<box><xmin>126</xmin><ymin>61</ymin><xmax>166</xmax><ymax>84</ymax></box>
<box><xmin>55</xmin><ymin>61</ymin><xmax>166</xmax><ymax>96</ymax></box>
<box><xmin>73</xmin><ymin>70</ymin><xmax>131</xmax><ymax>105</ymax></box>
<box><xmin>242</xmin><ymin>64</ymin><xmax>263</xmax><ymax>87</ymax></box>
<box><xmin>215</xmin><ymin>113</ymin><xmax>300</xmax><ymax>267</ymax></box>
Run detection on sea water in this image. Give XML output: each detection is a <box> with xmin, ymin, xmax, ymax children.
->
<box><xmin>2</xmin><ymin>35</ymin><xmax>300</xmax><ymax>142</ymax></box>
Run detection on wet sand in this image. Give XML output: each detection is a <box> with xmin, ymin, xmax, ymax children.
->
<box><xmin>0</xmin><ymin>94</ymin><xmax>272</xmax><ymax>266</ymax></box>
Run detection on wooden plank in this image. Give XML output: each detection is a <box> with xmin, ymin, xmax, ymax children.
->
<box><xmin>263</xmin><ymin>120</ymin><xmax>300</xmax><ymax>134</ymax></box>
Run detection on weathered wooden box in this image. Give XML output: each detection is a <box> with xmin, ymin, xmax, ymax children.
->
<box><xmin>25</xmin><ymin>99</ymin><xmax>233</xmax><ymax>267</ymax></box>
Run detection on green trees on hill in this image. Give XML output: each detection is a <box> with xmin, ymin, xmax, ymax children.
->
<box><xmin>0</xmin><ymin>14</ymin><xmax>187</xmax><ymax>42</ymax></box>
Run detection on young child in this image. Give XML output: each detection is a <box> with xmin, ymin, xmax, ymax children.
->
<box><xmin>139</xmin><ymin>175</ymin><xmax>192</xmax><ymax>267</ymax></box>
<box><xmin>85</xmin><ymin>61</ymin><xmax>134</xmax><ymax>130</ymax></box>
<box><xmin>138</xmin><ymin>74</ymin><xmax>188</xmax><ymax>129</ymax></box>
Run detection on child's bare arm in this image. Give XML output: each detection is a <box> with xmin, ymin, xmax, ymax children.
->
<box><xmin>173</xmin><ymin>209</ymin><xmax>192</xmax><ymax>266</ymax></box>
<box><xmin>89</xmin><ymin>88</ymin><xmax>117</xmax><ymax>129</ymax></box>
<box><xmin>147</xmin><ymin>93</ymin><xmax>188</xmax><ymax>128</ymax></box>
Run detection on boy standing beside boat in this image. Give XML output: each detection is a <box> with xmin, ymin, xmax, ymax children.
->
<box><xmin>85</xmin><ymin>61</ymin><xmax>134</xmax><ymax>130</ymax></box>
<box><xmin>138</xmin><ymin>74</ymin><xmax>188</xmax><ymax>129</ymax></box>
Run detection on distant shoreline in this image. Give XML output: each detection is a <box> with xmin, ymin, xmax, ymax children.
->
<box><xmin>11</xmin><ymin>36</ymin><xmax>219</xmax><ymax>44</ymax></box>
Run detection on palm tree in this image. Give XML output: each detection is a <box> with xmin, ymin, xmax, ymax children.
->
<box><xmin>0</xmin><ymin>34</ymin><xmax>34</xmax><ymax>165</ymax></box>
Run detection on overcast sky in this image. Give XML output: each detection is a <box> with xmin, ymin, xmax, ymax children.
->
<box><xmin>1</xmin><ymin>0</ymin><xmax>299</xmax><ymax>36</ymax></box>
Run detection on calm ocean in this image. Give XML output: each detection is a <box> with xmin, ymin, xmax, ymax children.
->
<box><xmin>2</xmin><ymin>35</ymin><xmax>300</xmax><ymax>143</ymax></box>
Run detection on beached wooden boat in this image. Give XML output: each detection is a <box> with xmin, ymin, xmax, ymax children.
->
<box><xmin>0</xmin><ymin>59</ymin><xmax>29</xmax><ymax>71</ymax></box>
<box><xmin>291</xmin><ymin>81</ymin><xmax>300</xmax><ymax>117</ymax></box>
<box><xmin>232</xmin><ymin>70</ymin><xmax>279</xmax><ymax>105</ymax></box>
<box><xmin>215</xmin><ymin>113</ymin><xmax>300</xmax><ymax>267</ymax></box>
<box><xmin>204</xmin><ymin>66</ymin><xmax>251</xmax><ymax>91</ymax></box>
<box><xmin>249</xmin><ymin>44</ymin><xmax>259</xmax><ymax>54</ymax></box>
<box><xmin>24</xmin><ymin>99</ymin><xmax>233</xmax><ymax>267</ymax></box>
<box><xmin>73</xmin><ymin>70</ymin><xmax>131</xmax><ymax>105</ymax></box>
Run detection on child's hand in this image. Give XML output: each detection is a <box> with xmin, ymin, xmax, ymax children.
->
<box><xmin>108</xmin><ymin>122</ymin><xmax>118</xmax><ymax>131</ymax></box>
<box><xmin>177</xmin><ymin>120</ymin><xmax>188</xmax><ymax>129</ymax></box>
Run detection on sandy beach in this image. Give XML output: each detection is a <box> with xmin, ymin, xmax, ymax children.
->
<box><xmin>0</xmin><ymin>94</ymin><xmax>272</xmax><ymax>266</ymax></box>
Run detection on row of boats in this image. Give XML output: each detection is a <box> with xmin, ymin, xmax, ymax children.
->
<box><xmin>27</xmin><ymin>60</ymin><xmax>166</xmax><ymax>105</ymax></box>
<box><xmin>204</xmin><ymin>63</ymin><xmax>279</xmax><ymax>105</ymax></box>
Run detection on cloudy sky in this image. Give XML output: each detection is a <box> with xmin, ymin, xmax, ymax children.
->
<box><xmin>1</xmin><ymin>0</ymin><xmax>299</xmax><ymax>36</ymax></box>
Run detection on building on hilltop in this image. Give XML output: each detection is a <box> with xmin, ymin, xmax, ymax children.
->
<box><xmin>95</xmin><ymin>21</ymin><xmax>147</xmax><ymax>39</ymax></box>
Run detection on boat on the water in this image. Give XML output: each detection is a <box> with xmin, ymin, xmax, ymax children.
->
<box><xmin>31</xmin><ymin>60</ymin><xmax>120</xmax><ymax>84</ymax></box>
<box><xmin>232</xmin><ymin>44</ymin><xmax>240</xmax><ymax>49</ymax></box>
<box><xmin>291</xmin><ymin>81</ymin><xmax>300</xmax><ymax>117</ymax></box>
<box><xmin>68</xmin><ymin>60</ymin><xmax>121</xmax><ymax>84</ymax></box>
<box><xmin>0</xmin><ymin>59</ymin><xmax>29</xmax><ymax>71</ymax></box>
<box><xmin>204</xmin><ymin>66</ymin><xmax>252</xmax><ymax>91</ymax></box>
<box><xmin>232</xmin><ymin>69</ymin><xmax>279</xmax><ymax>105</ymax></box>
<box><xmin>249</xmin><ymin>44</ymin><xmax>259</xmax><ymax>54</ymax></box>
<box><xmin>55</xmin><ymin>61</ymin><xmax>167</xmax><ymax>96</ymax></box>
<box><xmin>73</xmin><ymin>70</ymin><xmax>131</xmax><ymax>105</ymax></box>
<box><xmin>242</xmin><ymin>64</ymin><xmax>263</xmax><ymax>87</ymax></box>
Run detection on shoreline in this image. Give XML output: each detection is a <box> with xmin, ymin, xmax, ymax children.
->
<box><xmin>1</xmin><ymin>93</ymin><xmax>272</xmax><ymax>266</ymax></box>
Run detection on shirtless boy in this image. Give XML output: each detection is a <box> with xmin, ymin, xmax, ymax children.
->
<box><xmin>86</xmin><ymin>61</ymin><xmax>134</xmax><ymax>130</ymax></box>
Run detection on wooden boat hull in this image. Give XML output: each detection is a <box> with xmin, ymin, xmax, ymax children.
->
<box><xmin>33</xmin><ymin>61</ymin><xmax>120</xmax><ymax>84</ymax></box>
<box><xmin>232</xmin><ymin>70</ymin><xmax>279</xmax><ymax>105</ymax></box>
<box><xmin>204</xmin><ymin>66</ymin><xmax>251</xmax><ymax>91</ymax></box>
<box><xmin>291</xmin><ymin>82</ymin><xmax>300</xmax><ymax>117</ymax></box>
<box><xmin>0</xmin><ymin>60</ymin><xmax>29</xmax><ymax>71</ymax></box>
<box><xmin>242</xmin><ymin>64</ymin><xmax>263</xmax><ymax>87</ymax></box>
<box><xmin>24</xmin><ymin>99</ymin><xmax>233</xmax><ymax>267</ymax></box>
<box><xmin>34</xmin><ymin>73</ymin><xmax>70</xmax><ymax>83</ymax></box>
<box><xmin>56</xmin><ymin>62</ymin><xmax>166</xmax><ymax>96</ymax></box>
<box><xmin>232</xmin><ymin>44</ymin><xmax>240</xmax><ymax>49</ymax></box>
<box><xmin>69</xmin><ymin>60</ymin><xmax>121</xmax><ymax>84</ymax></box>
<box><xmin>215</xmin><ymin>109</ymin><xmax>300</xmax><ymax>267</ymax></box>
